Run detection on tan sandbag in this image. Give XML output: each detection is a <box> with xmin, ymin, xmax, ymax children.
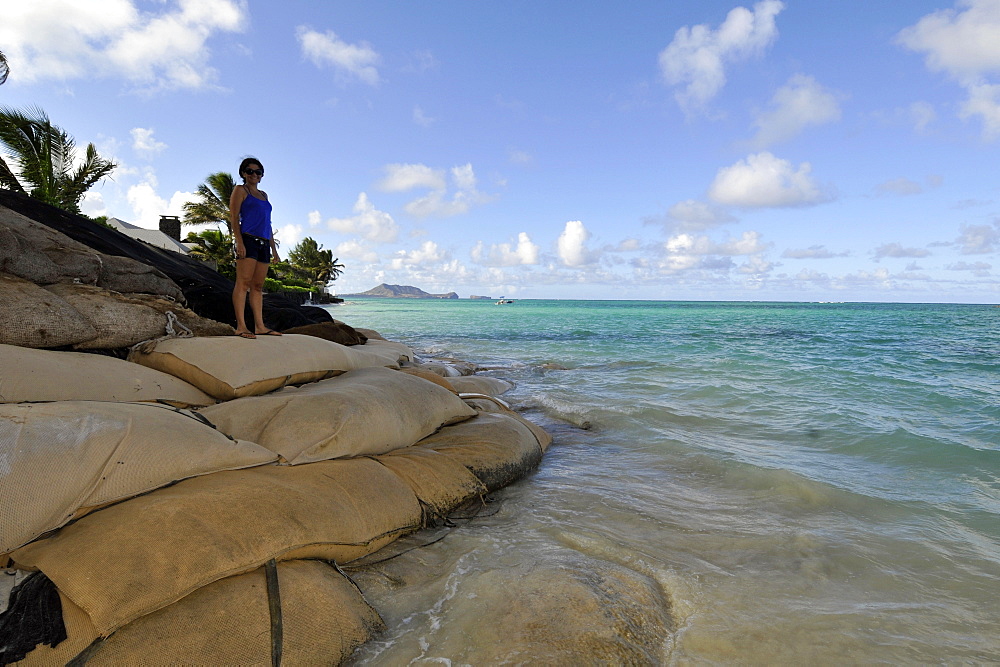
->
<box><xmin>11</xmin><ymin>458</ymin><xmax>422</xmax><ymax>636</ymax></box>
<box><xmin>374</xmin><ymin>447</ymin><xmax>488</xmax><ymax>519</ymax></box>
<box><xmin>352</xmin><ymin>339</ymin><xmax>415</xmax><ymax>366</ymax></box>
<box><xmin>44</xmin><ymin>283</ymin><xmax>167</xmax><ymax>350</ymax></box>
<box><xmin>282</xmin><ymin>320</ymin><xmax>368</xmax><ymax>346</ymax></box>
<box><xmin>0</xmin><ymin>273</ymin><xmax>97</xmax><ymax>349</ymax></box>
<box><xmin>0</xmin><ymin>401</ymin><xmax>275</xmax><ymax>554</ymax></box>
<box><xmin>127</xmin><ymin>334</ymin><xmax>395</xmax><ymax>401</ymax></box>
<box><xmin>415</xmin><ymin>361</ymin><xmax>464</xmax><ymax>378</ymax></box>
<box><xmin>447</xmin><ymin>375</ymin><xmax>514</xmax><ymax>396</ymax></box>
<box><xmin>461</xmin><ymin>393</ymin><xmax>554</xmax><ymax>451</ymax></box>
<box><xmin>353</xmin><ymin>327</ymin><xmax>387</xmax><ymax>341</ymax></box>
<box><xmin>19</xmin><ymin>561</ymin><xmax>384</xmax><ymax>666</ymax></box>
<box><xmin>199</xmin><ymin>367</ymin><xmax>476</xmax><ymax>464</ymax></box>
<box><xmin>398</xmin><ymin>366</ymin><xmax>458</xmax><ymax>392</ymax></box>
<box><xmin>432</xmin><ymin>356</ymin><xmax>478</xmax><ymax>375</ymax></box>
<box><xmin>0</xmin><ymin>206</ymin><xmax>102</xmax><ymax>285</ymax></box>
<box><xmin>0</xmin><ymin>344</ymin><xmax>214</xmax><ymax>406</ymax></box>
<box><xmin>124</xmin><ymin>292</ymin><xmax>233</xmax><ymax>336</ymax></box>
<box><xmin>97</xmin><ymin>253</ymin><xmax>184</xmax><ymax>302</ymax></box>
<box><xmin>415</xmin><ymin>412</ymin><xmax>545</xmax><ymax>492</ymax></box>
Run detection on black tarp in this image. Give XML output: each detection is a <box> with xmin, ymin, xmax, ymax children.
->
<box><xmin>0</xmin><ymin>190</ymin><xmax>332</xmax><ymax>331</ymax></box>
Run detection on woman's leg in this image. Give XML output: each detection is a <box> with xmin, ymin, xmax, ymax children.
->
<box><xmin>248</xmin><ymin>259</ymin><xmax>276</xmax><ymax>334</ymax></box>
<box><xmin>233</xmin><ymin>257</ymin><xmax>258</xmax><ymax>337</ymax></box>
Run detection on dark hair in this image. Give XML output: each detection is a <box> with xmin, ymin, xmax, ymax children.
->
<box><xmin>238</xmin><ymin>156</ymin><xmax>264</xmax><ymax>182</ymax></box>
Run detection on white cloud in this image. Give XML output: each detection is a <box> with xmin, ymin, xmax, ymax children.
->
<box><xmin>80</xmin><ymin>191</ymin><xmax>108</xmax><ymax>218</ymax></box>
<box><xmin>130</xmin><ymin>127</ymin><xmax>167</xmax><ymax>157</ymax></box>
<box><xmin>898</xmin><ymin>0</ymin><xmax>1000</xmax><ymax>139</ymax></box>
<box><xmin>659</xmin><ymin>0</ymin><xmax>785</xmax><ymax>112</ymax></box>
<box><xmin>708</xmin><ymin>151</ymin><xmax>828</xmax><ymax>207</ymax></box>
<box><xmin>389</xmin><ymin>241</ymin><xmax>447</xmax><ymax>270</ymax></box>
<box><xmin>875</xmin><ymin>177</ymin><xmax>924</xmax><ymax>196</ymax></box>
<box><xmin>782</xmin><ymin>245</ymin><xmax>846</xmax><ymax>259</ymax></box>
<box><xmin>307</xmin><ymin>210</ymin><xmax>322</xmax><ymax>227</ymax></box>
<box><xmin>335</xmin><ymin>239</ymin><xmax>379</xmax><ymax>263</ymax></box>
<box><xmin>956</xmin><ymin>220</ymin><xmax>1000</xmax><ymax>254</ymax></box>
<box><xmin>557</xmin><ymin>220</ymin><xmax>597</xmax><ymax>267</ymax></box>
<box><xmin>471</xmin><ymin>232</ymin><xmax>540</xmax><ymax>267</ymax></box>
<box><xmin>377</xmin><ymin>163</ymin><xmax>446</xmax><ymax>192</ymax></box>
<box><xmin>0</xmin><ymin>0</ymin><xmax>247</xmax><ymax>90</ymax></box>
<box><xmin>297</xmin><ymin>26</ymin><xmax>380</xmax><ymax>85</ymax></box>
<box><xmin>275</xmin><ymin>223</ymin><xmax>303</xmax><ymax>251</ymax></box>
<box><xmin>873</xmin><ymin>242</ymin><xmax>931</xmax><ymax>260</ymax></box>
<box><xmin>750</xmin><ymin>74</ymin><xmax>841</xmax><ymax>147</ymax></box>
<box><xmin>666</xmin><ymin>199</ymin><xmax>736</xmax><ymax>230</ymax></box>
<box><xmin>413</xmin><ymin>106</ymin><xmax>435</xmax><ymax>127</ymax></box>
<box><xmin>666</xmin><ymin>230</ymin><xmax>768</xmax><ymax>257</ymax></box>
<box><xmin>326</xmin><ymin>193</ymin><xmax>398</xmax><ymax>243</ymax></box>
<box><xmin>125</xmin><ymin>180</ymin><xmax>193</xmax><ymax>228</ymax></box>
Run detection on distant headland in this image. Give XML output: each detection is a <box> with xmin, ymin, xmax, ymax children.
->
<box><xmin>341</xmin><ymin>283</ymin><xmax>460</xmax><ymax>299</ymax></box>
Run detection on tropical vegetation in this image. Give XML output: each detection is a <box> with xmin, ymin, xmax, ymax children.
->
<box><xmin>0</xmin><ymin>105</ymin><xmax>116</xmax><ymax>214</ymax></box>
<box><xmin>181</xmin><ymin>171</ymin><xmax>235</xmax><ymax>231</ymax></box>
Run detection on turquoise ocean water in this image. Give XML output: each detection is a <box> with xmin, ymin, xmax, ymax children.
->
<box><xmin>333</xmin><ymin>299</ymin><xmax>999</xmax><ymax>663</ymax></box>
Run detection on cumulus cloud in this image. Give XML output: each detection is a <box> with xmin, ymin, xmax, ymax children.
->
<box><xmin>125</xmin><ymin>180</ymin><xmax>193</xmax><ymax>228</ymax></box>
<box><xmin>389</xmin><ymin>241</ymin><xmax>447</xmax><ymax>270</ymax></box>
<box><xmin>335</xmin><ymin>239</ymin><xmax>379</xmax><ymax>263</ymax></box>
<box><xmin>380</xmin><ymin>163</ymin><xmax>492</xmax><ymax>218</ymax></box>
<box><xmin>750</xmin><ymin>74</ymin><xmax>841</xmax><ymax>147</ymax></box>
<box><xmin>664</xmin><ymin>199</ymin><xmax>737</xmax><ymax>231</ymax></box>
<box><xmin>898</xmin><ymin>0</ymin><xmax>1000</xmax><ymax>139</ymax></box>
<box><xmin>956</xmin><ymin>220</ymin><xmax>1000</xmax><ymax>253</ymax></box>
<box><xmin>130</xmin><ymin>128</ymin><xmax>167</xmax><ymax>158</ymax></box>
<box><xmin>0</xmin><ymin>0</ymin><xmax>247</xmax><ymax>90</ymax></box>
<box><xmin>708</xmin><ymin>151</ymin><xmax>829</xmax><ymax>207</ymax></box>
<box><xmin>659</xmin><ymin>0</ymin><xmax>784</xmax><ymax>112</ymax></box>
<box><xmin>557</xmin><ymin>220</ymin><xmax>599</xmax><ymax>267</ymax></box>
<box><xmin>875</xmin><ymin>177</ymin><xmax>924</xmax><ymax>196</ymax></box>
<box><xmin>297</xmin><ymin>26</ymin><xmax>380</xmax><ymax>85</ymax></box>
<box><xmin>781</xmin><ymin>244</ymin><xmax>846</xmax><ymax>259</ymax></box>
<box><xmin>873</xmin><ymin>242</ymin><xmax>931</xmax><ymax>260</ymax></box>
<box><xmin>471</xmin><ymin>232</ymin><xmax>540</xmax><ymax>267</ymax></box>
<box><xmin>947</xmin><ymin>260</ymin><xmax>992</xmax><ymax>275</ymax></box>
<box><xmin>325</xmin><ymin>192</ymin><xmax>399</xmax><ymax>243</ymax></box>
<box><xmin>275</xmin><ymin>223</ymin><xmax>303</xmax><ymax>250</ymax></box>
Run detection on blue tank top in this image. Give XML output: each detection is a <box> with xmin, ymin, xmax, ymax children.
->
<box><xmin>239</xmin><ymin>189</ymin><xmax>272</xmax><ymax>239</ymax></box>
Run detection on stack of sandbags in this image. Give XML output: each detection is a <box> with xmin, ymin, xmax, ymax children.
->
<box><xmin>128</xmin><ymin>334</ymin><xmax>414</xmax><ymax>401</ymax></box>
<box><xmin>0</xmin><ymin>344</ymin><xmax>214</xmax><ymax>406</ymax></box>
<box><xmin>199</xmin><ymin>367</ymin><xmax>477</xmax><ymax>463</ymax></box>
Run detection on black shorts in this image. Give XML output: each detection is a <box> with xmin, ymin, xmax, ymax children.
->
<box><xmin>240</xmin><ymin>233</ymin><xmax>271</xmax><ymax>263</ymax></box>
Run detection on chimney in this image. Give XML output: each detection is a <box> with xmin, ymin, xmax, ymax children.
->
<box><xmin>158</xmin><ymin>215</ymin><xmax>181</xmax><ymax>241</ymax></box>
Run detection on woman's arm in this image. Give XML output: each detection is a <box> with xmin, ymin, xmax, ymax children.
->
<box><xmin>270</xmin><ymin>236</ymin><xmax>280</xmax><ymax>263</ymax></box>
<box><xmin>229</xmin><ymin>185</ymin><xmax>246</xmax><ymax>259</ymax></box>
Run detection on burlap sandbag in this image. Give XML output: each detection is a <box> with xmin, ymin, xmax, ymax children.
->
<box><xmin>415</xmin><ymin>412</ymin><xmax>545</xmax><ymax>492</ymax></box>
<box><xmin>461</xmin><ymin>393</ymin><xmax>554</xmax><ymax>451</ymax></box>
<box><xmin>0</xmin><ymin>206</ymin><xmax>102</xmax><ymax>285</ymax></box>
<box><xmin>97</xmin><ymin>253</ymin><xmax>184</xmax><ymax>302</ymax></box>
<box><xmin>123</xmin><ymin>292</ymin><xmax>233</xmax><ymax>336</ymax></box>
<box><xmin>199</xmin><ymin>367</ymin><xmax>476</xmax><ymax>464</ymax></box>
<box><xmin>44</xmin><ymin>283</ymin><xmax>167</xmax><ymax>350</ymax></box>
<box><xmin>353</xmin><ymin>327</ymin><xmax>387</xmax><ymax>341</ymax></box>
<box><xmin>11</xmin><ymin>458</ymin><xmax>422</xmax><ymax>636</ymax></box>
<box><xmin>0</xmin><ymin>274</ymin><xmax>97</xmax><ymax>349</ymax></box>
<box><xmin>282</xmin><ymin>320</ymin><xmax>368</xmax><ymax>346</ymax></box>
<box><xmin>447</xmin><ymin>374</ymin><xmax>515</xmax><ymax>396</ymax></box>
<box><xmin>352</xmin><ymin>339</ymin><xmax>415</xmax><ymax>366</ymax></box>
<box><xmin>398</xmin><ymin>366</ymin><xmax>458</xmax><ymax>392</ymax></box>
<box><xmin>0</xmin><ymin>401</ymin><xmax>275</xmax><ymax>554</ymax></box>
<box><xmin>127</xmin><ymin>334</ymin><xmax>395</xmax><ymax>401</ymax></box>
<box><xmin>373</xmin><ymin>447</ymin><xmax>488</xmax><ymax>519</ymax></box>
<box><xmin>19</xmin><ymin>561</ymin><xmax>384</xmax><ymax>666</ymax></box>
<box><xmin>0</xmin><ymin>344</ymin><xmax>213</xmax><ymax>406</ymax></box>
<box><xmin>416</xmin><ymin>361</ymin><xmax>464</xmax><ymax>378</ymax></box>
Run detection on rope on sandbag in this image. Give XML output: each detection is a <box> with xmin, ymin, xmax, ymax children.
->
<box><xmin>265</xmin><ymin>559</ymin><xmax>283</xmax><ymax>667</ymax></box>
<box><xmin>128</xmin><ymin>311</ymin><xmax>194</xmax><ymax>356</ymax></box>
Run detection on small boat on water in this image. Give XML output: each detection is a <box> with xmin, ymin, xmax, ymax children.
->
<box><xmin>495</xmin><ymin>298</ymin><xmax>515</xmax><ymax>305</ymax></box>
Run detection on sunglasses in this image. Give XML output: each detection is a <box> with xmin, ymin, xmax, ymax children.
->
<box><xmin>244</xmin><ymin>168</ymin><xmax>264</xmax><ymax>176</ymax></box>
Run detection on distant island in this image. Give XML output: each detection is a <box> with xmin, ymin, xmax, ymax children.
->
<box><xmin>341</xmin><ymin>283</ymin><xmax>459</xmax><ymax>299</ymax></box>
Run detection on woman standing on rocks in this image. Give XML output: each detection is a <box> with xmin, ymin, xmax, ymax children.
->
<box><xmin>229</xmin><ymin>156</ymin><xmax>282</xmax><ymax>338</ymax></box>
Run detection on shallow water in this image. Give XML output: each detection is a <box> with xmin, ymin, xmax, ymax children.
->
<box><xmin>334</xmin><ymin>299</ymin><xmax>1000</xmax><ymax>664</ymax></box>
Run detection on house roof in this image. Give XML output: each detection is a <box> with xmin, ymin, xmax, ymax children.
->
<box><xmin>106</xmin><ymin>218</ymin><xmax>190</xmax><ymax>254</ymax></box>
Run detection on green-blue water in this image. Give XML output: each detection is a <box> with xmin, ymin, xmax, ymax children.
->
<box><xmin>335</xmin><ymin>299</ymin><xmax>1000</xmax><ymax>663</ymax></box>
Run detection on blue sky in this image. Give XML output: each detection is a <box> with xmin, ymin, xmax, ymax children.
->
<box><xmin>3</xmin><ymin>0</ymin><xmax>1000</xmax><ymax>302</ymax></box>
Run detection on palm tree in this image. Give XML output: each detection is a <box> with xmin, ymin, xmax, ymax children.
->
<box><xmin>0</xmin><ymin>49</ymin><xmax>9</xmax><ymax>85</ymax></box>
<box><xmin>182</xmin><ymin>171</ymin><xmax>235</xmax><ymax>232</ymax></box>
<box><xmin>0</xmin><ymin>105</ymin><xmax>116</xmax><ymax>213</ymax></box>
<box><xmin>288</xmin><ymin>237</ymin><xmax>345</xmax><ymax>286</ymax></box>
<box><xmin>184</xmin><ymin>229</ymin><xmax>236</xmax><ymax>278</ymax></box>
